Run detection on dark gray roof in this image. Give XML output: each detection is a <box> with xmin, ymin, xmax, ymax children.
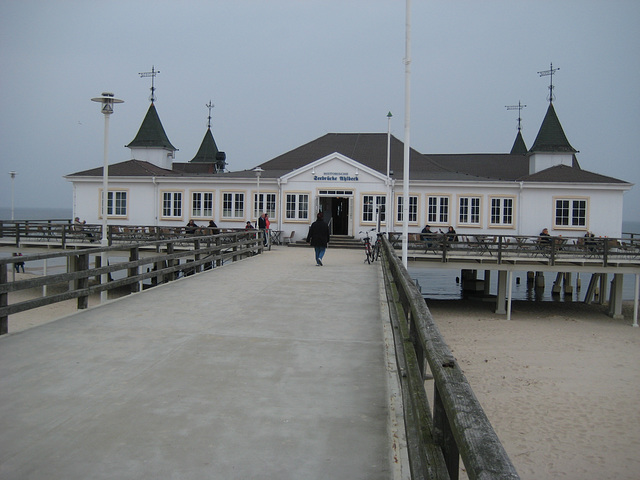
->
<box><xmin>67</xmin><ymin>159</ymin><xmax>178</xmax><ymax>177</ymax></box>
<box><xmin>518</xmin><ymin>164</ymin><xmax>628</xmax><ymax>183</ymax></box>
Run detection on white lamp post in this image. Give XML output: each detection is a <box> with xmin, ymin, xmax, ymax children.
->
<box><xmin>91</xmin><ymin>92</ymin><xmax>123</xmax><ymax>302</ymax></box>
<box><xmin>9</xmin><ymin>171</ymin><xmax>16</xmax><ymax>221</ymax></box>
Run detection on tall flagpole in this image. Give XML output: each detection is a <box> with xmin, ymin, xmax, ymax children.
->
<box><xmin>402</xmin><ymin>0</ymin><xmax>412</xmax><ymax>267</ymax></box>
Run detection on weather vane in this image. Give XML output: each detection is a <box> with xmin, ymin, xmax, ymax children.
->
<box><xmin>538</xmin><ymin>62</ymin><xmax>559</xmax><ymax>103</ymax></box>
<box><xmin>139</xmin><ymin>66</ymin><xmax>160</xmax><ymax>102</ymax></box>
<box><xmin>206</xmin><ymin>100</ymin><xmax>214</xmax><ymax>129</ymax></box>
<box><xmin>505</xmin><ymin>101</ymin><xmax>527</xmax><ymax>131</ymax></box>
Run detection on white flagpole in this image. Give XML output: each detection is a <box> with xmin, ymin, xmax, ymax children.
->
<box><xmin>402</xmin><ymin>0</ymin><xmax>412</xmax><ymax>267</ymax></box>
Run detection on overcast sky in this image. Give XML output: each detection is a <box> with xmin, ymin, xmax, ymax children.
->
<box><xmin>1</xmin><ymin>0</ymin><xmax>638</xmax><ymax>222</ymax></box>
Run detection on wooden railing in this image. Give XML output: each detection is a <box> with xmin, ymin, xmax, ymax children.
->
<box><xmin>0</xmin><ymin>231</ymin><xmax>264</xmax><ymax>335</ymax></box>
<box><xmin>380</xmin><ymin>234</ymin><xmax>520</xmax><ymax>480</ymax></box>
<box><xmin>388</xmin><ymin>232</ymin><xmax>640</xmax><ymax>266</ymax></box>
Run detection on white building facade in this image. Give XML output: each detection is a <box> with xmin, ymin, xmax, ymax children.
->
<box><xmin>66</xmin><ymin>101</ymin><xmax>632</xmax><ymax>241</ymax></box>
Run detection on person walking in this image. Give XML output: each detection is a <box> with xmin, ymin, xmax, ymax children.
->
<box><xmin>306</xmin><ymin>212</ymin><xmax>330</xmax><ymax>266</ymax></box>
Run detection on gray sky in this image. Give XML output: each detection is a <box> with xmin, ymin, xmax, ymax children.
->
<box><xmin>1</xmin><ymin>0</ymin><xmax>639</xmax><ymax>222</ymax></box>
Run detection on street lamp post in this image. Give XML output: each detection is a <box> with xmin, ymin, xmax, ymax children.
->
<box><xmin>9</xmin><ymin>171</ymin><xmax>16</xmax><ymax>221</ymax></box>
<box><xmin>91</xmin><ymin>92</ymin><xmax>123</xmax><ymax>302</ymax></box>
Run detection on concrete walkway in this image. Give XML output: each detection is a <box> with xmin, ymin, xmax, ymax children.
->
<box><xmin>0</xmin><ymin>246</ymin><xmax>395</xmax><ymax>480</ymax></box>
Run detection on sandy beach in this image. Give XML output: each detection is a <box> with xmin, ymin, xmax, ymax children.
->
<box><xmin>428</xmin><ymin>298</ymin><xmax>640</xmax><ymax>480</ymax></box>
<box><xmin>5</xmin><ymin>274</ymin><xmax>640</xmax><ymax>479</ymax></box>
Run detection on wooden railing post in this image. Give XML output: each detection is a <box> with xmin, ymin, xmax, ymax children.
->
<box><xmin>1</xmin><ymin>263</ymin><xmax>7</xmax><ymax>335</ymax></box>
<box><xmin>76</xmin><ymin>253</ymin><xmax>89</xmax><ymax>310</ymax></box>
<box><xmin>129</xmin><ymin>246</ymin><xmax>140</xmax><ymax>293</ymax></box>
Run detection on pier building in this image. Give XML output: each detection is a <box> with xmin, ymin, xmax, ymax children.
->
<box><xmin>66</xmin><ymin>95</ymin><xmax>632</xmax><ymax>243</ymax></box>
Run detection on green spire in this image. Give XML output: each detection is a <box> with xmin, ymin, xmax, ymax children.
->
<box><xmin>510</xmin><ymin>130</ymin><xmax>528</xmax><ymax>154</ymax></box>
<box><xmin>190</xmin><ymin>128</ymin><xmax>219</xmax><ymax>163</ymax></box>
<box><xmin>529</xmin><ymin>103</ymin><xmax>576</xmax><ymax>153</ymax></box>
<box><xmin>126</xmin><ymin>103</ymin><xmax>176</xmax><ymax>150</ymax></box>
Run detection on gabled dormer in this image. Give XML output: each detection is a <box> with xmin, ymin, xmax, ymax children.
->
<box><xmin>528</xmin><ymin>102</ymin><xmax>577</xmax><ymax>174</ymax></box>
<box><xmin>126</xmin><ymin>103</ymin><xmax>177</xmax><ymax>169</ymax></box>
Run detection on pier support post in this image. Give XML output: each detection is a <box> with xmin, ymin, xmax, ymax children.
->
<box><xmin>608</xmin><ymin>273</ymin><xmax>624</xmax><ymax>320</ymax></box>
<box><xmin>495</xmin><ymin>270</ymin><xmax>508</xmax><ymax>314</ymax></box>
<box><xmin>552</xmin><ymin>272</ymin><xmax>563</xmax><ymax>295</ymax></box>
<box><xmin>483</xmin><ymin>270</ymin><xmax>491</xmax><ymax>296</ymax></box>
<box><xmin>535</xmin><ymin>271</ymin><xmax>545</xmax><ymax>289</ymax></box>
<box><xmin>564</xmin><ymin>272</ymin><xmax>574</xmax><ymax>295</ymax></box>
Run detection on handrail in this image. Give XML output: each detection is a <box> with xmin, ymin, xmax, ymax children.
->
<box><xmin>387</xmin><ymin>232</ymin><xmax>640</xmax><ymax>267</ymax></box>
<box><xmin>0</xmin><ymin>231</ymin><xmax>264</xmax><ymax>335</ymax></box>
<box><xmin>380</xmin><ymin>234</ymin><xmax>519</xmax><ymax>480</ymax></box>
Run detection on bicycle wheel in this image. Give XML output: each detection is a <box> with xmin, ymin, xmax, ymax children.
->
<box><xmin>364</xmin><ymin>244</ymin><xmax>372</xmax><ymax>264</ymax></box>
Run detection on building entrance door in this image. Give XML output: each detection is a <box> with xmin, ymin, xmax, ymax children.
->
<box><xmin>319</xmin><ymin>197</ymin><xmax>350</xmax><ymax>236</ymax></box>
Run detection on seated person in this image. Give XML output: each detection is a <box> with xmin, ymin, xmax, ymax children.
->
<box><xmin>207</xmin><ymin>220</ymin><xmax>220</xmax><ymax>235</ymax></box>
<box><xmin>445</xmin><ymin>226</ymin><xmax>458</xmax><ymax>242</ymax></box>
<box><xmin>185</xmin><ymin>220</ymin><xmax>199</xmax><ymax>234</ymax></box>
<box><xmin>538</xmin><ymin>228</ymin><xmax>551</xmax><ymax>246</ymax></box>
<box><xmin>245</xmin><ymin>221</ymin><xmax>254</xmax><ymax>230</ymax></box>
<box><xmin>421</xmin><ymin>224</ymin><xmax>436</xmax><ymax>247</ymax></box>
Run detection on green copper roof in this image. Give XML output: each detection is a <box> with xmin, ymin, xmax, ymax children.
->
<box><xmin>190</xmin><ymin>128</ymin><xmax>219</xmax><ymax>163</ymax></box>
<box><xmin>510</xmin><ymin>130</ymin><xmax>528</xmax><ymax>155</ymax></box>
<box><xmin>126</xmin><ymin>103</ymin><xmax>177</xmax><ymax>150</ymax></box>
<box><xmin>529</xmin><ymin>103</ymin><xmax>577</xmax><ymax>153</ymax></box>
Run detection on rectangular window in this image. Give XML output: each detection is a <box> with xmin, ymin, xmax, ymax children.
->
<box><xmin>396</xmin><ymin>195</ymin><xmax>418</xmax><ymax>223</ymax></box>
<box><xmin>104</xmin><ymin>191</ymin><xmax>127</xmax><ymax>217</ymax></box>
<box><xmin>427</xmin><ymin>196</ymin><xmax>449</xmax><ymax>224</ymax></box>
<box><xmin>162</xmin><ymin>192</ymin><xmax>182</xmax><ymax>218</ymax></box>
<box><xmin>254</xmin><ymin>193</ymin><xmax>277</xmax><ymax>218</ymax></box>
<box><xmin>192</xmin><ymin>192</ymin><xmax>213</xmax><ymax>218</ymax></box>
<box><xmin>459</xmin><ymin>196</ymin><xmax>481</xmax><ymax>225</ymax></box>
<box><xmin>490</xmin><ymin>197</ymin><xmax>514</xmax><ymax>226</ymax></box>
<box><xmin>362</xmin><ymin>195</ymin><xmax>386</xmax><ymax>223</ymax></box>
<box><xmin>222</xmin><ymin>192</ymin><xmax>245</xmax><ymax>219</ymax></box>
<box><xmin>555</xmin><ymin>198</ymin><xmax>586</xmax><ymax>227</ymax></box>
<box><xmin>285</xmin><ymin>193</ymin><xmax>309</xmax><ymax>220</ymax></box>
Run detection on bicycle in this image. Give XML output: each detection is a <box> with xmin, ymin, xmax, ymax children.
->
<box><xmin>360</xmin><ymin>229</ymin><xmax>376</xmax><ymax>264</ymax></box>
<box><xmin>372</xmin><ymin>232</ymin><xmax>383</xmax><ymax>261</ymax></box>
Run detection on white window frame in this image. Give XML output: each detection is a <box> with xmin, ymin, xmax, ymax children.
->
<box><xmin>253</xmin><ymin>192</ymin><xmax>277</xmax><ymax>219</ymax></box>
<box><xmin>191</xmin><ymin>191</ymin><xmax>214</xmax><ymax>218</ymax></box>
<box><xmin>458</xmin><ymin>196</ymin><xmax>481</xmax><ymax>226</ymax></box>
<box><xmin>554</xmin><ymin>197</ymin><xmax>588</xmax><ymax>228</ymax></box>
<box><xmin>161</xmin><ymin>191</ymin><xmax>183</xmax><ymax>219</ymax></box>
<box><xmin>395</xmin><ymin>194</ymin><xmax>418</xmax><ymax>224</ymax></box>
<box><xmin>285</xmin><ymin>193</ymin><xmax>310</xmax><ymax>221</ymax></box>
<box><xmin>361</xmin><ymin>194</ymin><xmax>386</xmax><ymax>224</ymax></box>
<box><xmin>489</xmin><ymin>196</ymin><xmax>515</xmax><ymax>227</ymax></box>
<box><xmin>222</xmin><ymin>192</ymin><xmax>245</xmax><ymax>220</ymax></box>
<box><xmin>100</xmin><ymin>189</ymin><xmax>128</xmax><ymax>218</ymax></box>
<box><xmin>427</xmin><ymin>195</ymin><xmax>450</xmax><ymax>225</ymax></box>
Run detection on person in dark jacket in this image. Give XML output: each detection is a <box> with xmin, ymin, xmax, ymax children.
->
<box><xmin>306</xmin><ymin>212</ymin><xmax>330</xmax><ymax>266</ymax></box>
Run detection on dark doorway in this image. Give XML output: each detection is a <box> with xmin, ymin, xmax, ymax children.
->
<box><xmin>319</xmin><ymin>197</ymin><xmax>349</xmax><ymax>235</ymax></box>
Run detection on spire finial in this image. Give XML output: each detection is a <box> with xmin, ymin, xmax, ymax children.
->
<box><xmin>206</xmin><ymin>100</ymin><xmax>214</xmax><ymax>129</ymax></box>
<box><xmin>505</xmin><ymin>100</ymin><xmax>527</xmax><ymax>131</ymax></box>
<box><xmin>138</xmin><ymin>65</ymin><xmax>160</xmax><ymax>103</ymax></box>
<box><xmin>537</xmin><ymin>62</ymin><xmax>559</xmax><ymax>103</ymax></box>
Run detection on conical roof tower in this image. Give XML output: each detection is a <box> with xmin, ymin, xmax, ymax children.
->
<box><xmin>510</xmin><ymin>130</ymin><xmax>528</xmax><ymax>155</ymax></box>
<box><xmin>529</xmin><ymin>102</ymin><xmax>577</xmax><ymax>153</ymax></box>
<box><xmin>189</xmin><ymin>101</ymin><xmax>226</xmax><ymax>172</ymax></box>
